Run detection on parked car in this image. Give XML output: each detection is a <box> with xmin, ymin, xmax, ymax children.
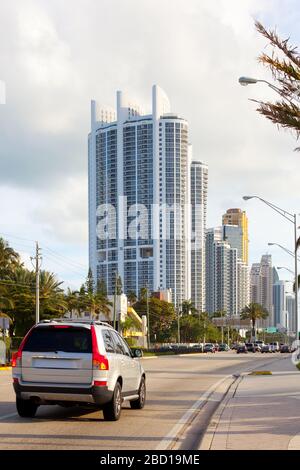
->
<box><xmin>280</xmin><ymin>344</ymin><xmax>291</xmax><ymax>353</ymax></box>
<box><xmin>203</xmin><ymin>343</ymin><xmax>216</xmax><ymax>353</ymax></box>
<box><xmin>12</xmin><ymin>319</ymin><xmax>146</xmax><ymax>421</ymax></box>
<box><xmin>261</xmin><ymin>344</ymin><xmax>272</xmax><ymax>353</ymax></box>
<box><xmin>269</xmin><ymin>342</ymin><xmax>280</xmax><ymax>352</ymax></box>
<box><xmin>237</xmin><ymin>344</ymin><xmax>248</xmax><ymax>354</ymax></box>
<box><xmin>245</xmin><ymin>342</ymin><xmax>260</xmax><ymax>353</ymax></box>
<box><xmin>218</xmin><ymin>343</ymin><xmax>229</xmax><ymax>352</ymax></box>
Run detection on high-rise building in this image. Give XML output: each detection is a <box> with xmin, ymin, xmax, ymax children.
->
<box><xmin>190</xmin><ymin>161</ymin><xmax>208</xmax><ymax>312</ymax></box>
<box><xmin>250</xmin><ymin>254</ymin><xmax>274</xmax><ymax>326</ymax></box>
<box><xmin>88</xmin><ymin>85</ymin><xmax>193</xmax><ymax>306</ymax></box>
<box><xmin>237</xmin><ymin>260</ymin><xmax>250</xmax><ymax>313</ymax></box>
<box><xmin>222</xmin><ymin>209</ymin><xmax>249</xmax><ymax>264</ymax></box>
<box><xmin>286</xmin><ymin>293</ymin><xmax>296</xmax><ymax>333</ymax></box>
<box><xmin>273</xmin><ymin>280</ymin><xmax>288</xmax><ymax>327</ymax></box>
<box><xmin>212</xmin><ymin>242</ymin><xmax>238</xmax><ymax>316</ymax></box>
<box><xmin>223</xmin><ymin>225</ymin><xmax>243</xmax><ymax>260</ymax></box>
<box><xmin>205</xmin><ymin>227</ymin><xmax>222</xmax><ymax>313</ymax></box>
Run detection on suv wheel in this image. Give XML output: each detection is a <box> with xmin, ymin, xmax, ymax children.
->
<box><xmin>130</xmin><ymin>377</ymin><xmax>146</xmax><ymax>410</ymax></box>
<box><xmin>16</xmin><ymin>398</ymin><xmax>38</xmax><ymax>418</ymax></box>
<box><xmin>103</xmin><ymin>382</ymin><xmax>122</xmax><ymax>421</ymax></box>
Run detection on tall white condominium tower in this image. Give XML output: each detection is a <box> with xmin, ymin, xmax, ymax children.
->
<box><xmin>250</xmin><ymin>254</ymin><xmax>274</xmax><ymax>327</ymax></box>
<box><xmin>213</xmin><ymin>242</ymin><xmax>238</xmax><ymax>316</ymax></box>
<box><xmin>88</xmin><ymin>85</ymin><xmax>191</xmax><ymax>306</ymax></box>
<box><xmin>190</xmin><ymin>161</ymin><xmax>208</xmax><ymax>312</ymax></box>
<box><xmin>205</xmin><ymin>227</ymin><xmax>222</xmax><ymax>314</ymax></box>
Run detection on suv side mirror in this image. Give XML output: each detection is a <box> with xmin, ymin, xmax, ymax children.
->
<box><xmin>131</xmin><ymin>348</ymin><xmax>143</xmax><ymax>358</ymax></box>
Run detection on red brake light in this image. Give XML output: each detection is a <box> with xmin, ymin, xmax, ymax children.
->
<box><xmin>91</xmin><ymin>325</ymin><xmax>109</xmax><ymax>371</ymax></box>
<box><xmin>11</xmin><ymin>325</ymin><xmax>35</xmax><ymax>368</ymax></box>
<box><xmin>53</xmin><ymin>325</ymin><xmax>71</xmax><ymax>329</ymax></box>
<box><xmin>94</xmin><ymin>380</ymin><xmax>107</xmax><ymax>387</ymax></box>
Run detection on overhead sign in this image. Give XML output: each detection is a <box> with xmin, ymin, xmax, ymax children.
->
<box><xmin>265</xmin><ymin>327</ymin><xmax>278</xmax><ymax>333</ymax></box>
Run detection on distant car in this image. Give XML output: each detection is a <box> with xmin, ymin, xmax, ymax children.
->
<box><xmin>269</xmin><ymin>342</ymin><xmax>280</xmax><ymax>352</ymax></box>
<box><xmin>280</xmin><ymin>344</ymin><xmax>291</xmax><ymax>353</ymax></box>
<box><xmin>204</xmin><ymin>343</ymin><xmax>216</xmax><ymax>353</ymax></box>
<box><xmin>218</xmin><ymin>343</ymin><xmax>229</xmax><ymax>351</ymax></box>
<box><xmin>245</xmin><ymin>342</ymin><xmax>260</xmax><ymax>353</ymax></box>
<box><xmin>261</xmin><ymin>344</ymin><xmax>272</xmax><ymax>353</ymax></box>
<box><xmin>191</xmin><ymin>344</ymin><xmax>204</xmax><ymax>353</ymax></box>
<box><xmin>237</xmin><ymin>345</ymin><xmax>247</xmax><ymax>354</ymax></box>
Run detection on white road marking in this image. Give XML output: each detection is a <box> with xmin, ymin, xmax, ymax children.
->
<box><xmin>156</xmin><ymin>374</ymin><xmax>232</xmax><ymax>450</ymax></box>
<box><xmin>0</xmin><ymin>412</ymin><xmax>17</xmax><ymax>420</ymax></box>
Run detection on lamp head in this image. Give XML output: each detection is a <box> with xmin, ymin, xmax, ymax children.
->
<box><xmin>239</xmin><ymin>76</ymin><xmax>258</xmax><ymax>86</ymax></box>
<box><xmin>243</xmin><ymin>196</ymin><xmax>254</xmax><ymax>201</ymax></box>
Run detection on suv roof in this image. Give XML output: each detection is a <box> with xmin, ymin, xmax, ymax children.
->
<box><xmin>38</xmin><ymin>319</ymin><xmax>113</xmax><ymax>329</ymax></box>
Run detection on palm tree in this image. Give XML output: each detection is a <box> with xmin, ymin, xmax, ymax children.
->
<box><xmin>0</xmin><ymin>238</ymin><xmax>20</xmax><ymax>277</ymax></box>
<box><xmin>181</xmin><ymin>299</ymin><xmax>197</xmax><ymax>316</ymax></box>
<box><xmin>253</xmin><ymin>21</ymin><xmax>300</xmax><ymax>151</ymax></box>
<box><xmin>240</xmin><ymin>303</ymin><xmax>269</xmax><ymax>339</ymax></box>
<box><xmin>127</xmin><ymin>291</ymin><xmax>137</xmax><ymax>306</ymax></box>
<box><xmin>83</xmin><ymin>291</ymin><xmax>112</xmax><ymax>320</ymax></box>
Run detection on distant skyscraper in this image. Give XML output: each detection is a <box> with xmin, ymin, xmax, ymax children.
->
<box><xmin>88</xmin><ymin>85</ymin><xmax>195</xmax><ymax>306</ymax></box>
<box><xmin>190</xmin><ymin>161</ymin><xmax>208</xmax><ymax>312</ymax></box>
<box><xmin>286</xmin><ymin>293</ymin><xmax>296</xmax><ymax>333</ymax></box>
<box><xmin>237</xmin><ymin>260</ymin><xmax>250</xmax><ymax>313</ymax></box>
<box><xmin>223</xmin><ymin>225</ymin><xmax>243</xmax><ymax>260</ymax></box>
<box><xmin>273</xmin><ymin>280</ymin><xmax>288</xmax><ymax>327</ymax></box>
<box><xmin>250</xmin><ymin>254</ymin><xmax>274</xmax><ymax>326</ymax></box>
<box><xmin>205</xmin><ymin>227</ymin><xmax>222</xmax><ymax>313</ymax></box>
<box><xmin>222</xmin><ymin>209</ymin><xmax>249</xmax><ymax>264</ymax></box>
<box><xmin>212</xmin><ymin>242</ymin><xmax>238</xmax><ymax>316</ymax></box>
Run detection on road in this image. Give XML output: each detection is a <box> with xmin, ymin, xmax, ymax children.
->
<box><xmin>0</xmin><ymin>352</ymin><xmax>287</xmax><ymax>450</ymax></box>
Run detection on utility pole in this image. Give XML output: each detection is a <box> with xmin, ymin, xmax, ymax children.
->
<box><xmin>31</xmin><ymin>242</ymin><xmax>42</xmax><ymax>324</ymax></box>
<box><xmin>177</xmin><ymin>307</ymin><xmax>181</xmax><ymax>344</ymax></box>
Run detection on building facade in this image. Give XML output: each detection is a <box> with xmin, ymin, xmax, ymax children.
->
<box><xmin>222</xmin><ymin>208</ymin><xmax>249</xmax><ymax>264</ymax></box>
<box><xmin>190</xmin><ymin>161</ymin><xmax>208</xmax><ymax>312</ymax></box>
<box><xmin>89</xmin><ymin>85</ymin><xmax>195</xmax><ymax>306</ymax></box>
<box><xmin>250</xmin><ymin>254</ymin><xmax>274</xmax><ymax>327</ymax></box>
<box><xmin>212</xmin><ymin>242</ymin><xmax>238</xmax><ymax>316</ymax></box>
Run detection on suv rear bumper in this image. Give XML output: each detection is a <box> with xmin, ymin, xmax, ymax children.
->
<box><xmin>13</xmin><ymin>382</ymin><xmax>113</xmax><ymax>406</ymax></box>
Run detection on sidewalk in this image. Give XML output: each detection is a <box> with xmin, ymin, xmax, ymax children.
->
<box><xmin>201</xmin><ymin>356</ymin><xmax>300</xmax><ymax>450</ymax></box>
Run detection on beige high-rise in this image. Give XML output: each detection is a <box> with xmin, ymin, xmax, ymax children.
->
<box><xmin>222</xmin><ymin>208</ymin><xmax>249</xmax><ymax>265</ymax></box>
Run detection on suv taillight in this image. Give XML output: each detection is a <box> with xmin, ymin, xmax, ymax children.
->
<box><xmin>91</xmin><ymin>325</ymin><xmax>109</xmax><ymax>371</ymax></box>
<box><xmin>11</xmin><ymin>325</ymin><xmax>35</xmax><ymax>368</ymax></box>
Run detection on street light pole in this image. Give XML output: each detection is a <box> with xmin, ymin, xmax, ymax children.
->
<box><xmin>243</xmin><ymin>195</ymin><xmax>299</xmax><ymax>340</ymax></box>
<box><xmin>177</xmin><ymin>307</ymin><xmax>181</xmax><ymax>344</ymax></box>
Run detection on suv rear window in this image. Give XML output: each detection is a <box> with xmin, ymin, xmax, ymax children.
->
<box><xmin>23</xmin><ymin>327</ymin><xmax>92</xmax><ymax>353</ymax></box>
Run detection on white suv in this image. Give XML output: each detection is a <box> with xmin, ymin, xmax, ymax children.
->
<box><xmin>12</xmin><ymin>319</ymin><xmax>146</xmax><ymax>421</ymax></box>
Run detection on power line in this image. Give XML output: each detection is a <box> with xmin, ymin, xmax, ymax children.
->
<box><xmin>43</xmin><ymin>253</ymin><xmax>86</xmax><ymax>278</ymax></box>
<box><xmin>43</xmin><ymin>246</ymin><xmax>87</xmax><ymax>270</ymax></box>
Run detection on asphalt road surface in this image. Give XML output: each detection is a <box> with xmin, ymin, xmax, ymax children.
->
<box><xmin>0</xmin><ymin>352</ymin><xmax>287</xmax><ymax>450</ymax></box>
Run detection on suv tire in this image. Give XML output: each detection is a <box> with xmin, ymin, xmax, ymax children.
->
<box><xmin>130</xmin><ymin>377</ymin><xmax>146</xmax><ymax>410</ymax></box>
<box><xmin>103</xmin><ymin>382</ymin><xmax>122</xmax><ymax>421</ymax></box>
<box><xmin>16</xmin><ymin>398</ymin><xmax>38</xmax><ymax>418</ymax></box>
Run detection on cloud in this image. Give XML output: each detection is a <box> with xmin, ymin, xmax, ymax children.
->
<box><xmin>0</xmin><ymin>0</ymin><xmax>299</xmax><ymax>286</ymax></box>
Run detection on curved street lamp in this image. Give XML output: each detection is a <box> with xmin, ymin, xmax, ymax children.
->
<box><xmin>243</xmin><ymin>195</ymin><xmax>299</xmax><ymax>339</ymax></box>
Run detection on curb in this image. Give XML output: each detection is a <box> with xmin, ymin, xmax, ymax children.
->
<box><xmin>179</xmin><ymin>374</ymin><xmax>239</xmax><ymax>450</ymax></box>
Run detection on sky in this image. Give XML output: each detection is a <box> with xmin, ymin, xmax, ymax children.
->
<box><xmin>0</xmin><ymin>0</ymin><xmax>299</xmax><ymax>290</ymax></box>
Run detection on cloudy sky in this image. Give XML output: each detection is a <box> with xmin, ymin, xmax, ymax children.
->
<box><xmin>0</xmin><ymin>0</ymin><xmax>299</xmax><ymax>290</ymax></box>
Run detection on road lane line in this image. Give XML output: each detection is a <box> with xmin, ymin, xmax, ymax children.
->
<box><xmin>0</xmin><ymin>412</ymin><xmax>17</xmax><ymax>420</ymax></box>
<box><xmin>156</xmin><ymin>374</ymin><xmax>232</xmax><ymax>450</ymax></box>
